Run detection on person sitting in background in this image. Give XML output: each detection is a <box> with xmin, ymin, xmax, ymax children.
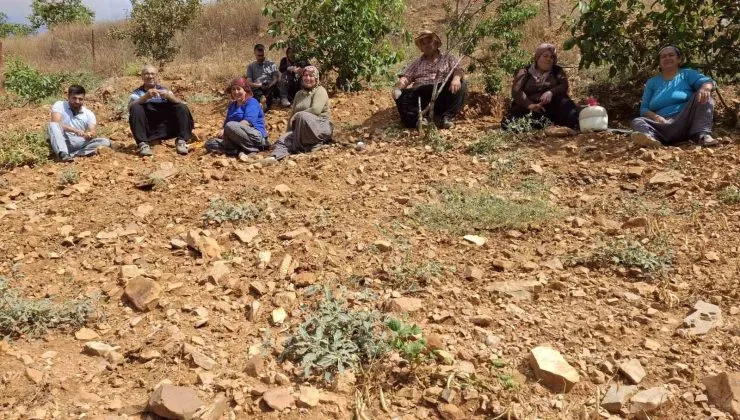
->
<box><xmin>246</xmin><ymin>44</ymin><xmax>280</xmax><ymax>111</ymax></box>
<box><xmin>278</xmin><ymin>46</ymin><xmax>311</xmax><ymax>107</ymax></box>
<box><xmin>272</xmin><ymin>66</ymin><xmax>332</xmax><ymax>160</ymax></box>
<box><xmin>393</xmin><ymin>30</ymin><xmax>466</xmax><ymax>129</ymax></box>
<box><xmin>128</xmin><ymin>65</ymin><xmax>194</xmax><ymax>156</ymax></box>
<box><xmin>48</xmin><ymin>84</ymin><xmax>111</xmax><ymax>162</ymax></box>
<box><xmin>205</xmin><ymin>77</ymin><xmax>268</xmax><ymax>158</ymax></box>
<box><xmin>502</xmin><ymin>43</ymin><xmax>579</xmax><ymax>130</ymax></box>
<box><xmin>631</xmin><ymin>45</ymin><xmax>717</xmax><ymax>148</ymax></box>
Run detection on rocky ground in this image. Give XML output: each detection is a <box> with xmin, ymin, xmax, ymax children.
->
<box><xmin>0</xmin><ymin>75</ymin><xmax>739</xmax><ymax>420</ymax></box>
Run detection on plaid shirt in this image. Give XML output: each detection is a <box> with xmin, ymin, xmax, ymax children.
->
<box><xmin>402</xmin><ymin>52</ymin><xmax>461</xmax><ymax>86</ymax></box>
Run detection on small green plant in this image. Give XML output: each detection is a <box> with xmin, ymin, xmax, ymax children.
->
<box><xmin>488</xmin><ymin>150</ymin><xmax>524</xmax><ymax>185</ymax></box>
<box><xmin>280</xmin><ymin>289</ymin><xmax>388</xmax><ymax>382</ymax></box>
<box><xmin>0</xmin><ymin>277</ymin><xmax>97</xmax><ymax>339</ymax></box>
<box><xmin>573</xmin><ymin>239</ymin><xmax>673</xmax><ymax>275</ymax></box>
<box><xmin>469</xmin><ymin>130</ymin><xmax>518</xmax><ymax>157</ymax></box>
<box><xmin>389</xmin><ymin>258</ymin><xmax>441</xmax><ymax>291</ymax></box>
<box><xmin>414</xmin><ymin>186</ymin><xmax>557</xmax><ymax>234</ymax></box>
<box><xmin>58</xmin><ymin>167</ymin><xmax>79</xmax><ymax>185</ymax></box>
<box><xmin>0</xmin><ymin>129</ymin><xmax>50</xmax><ymax>169</ymax></box>
<box><xmin>3</xmin><ymin>58</ymin><xmax>64</xmax><ymax>103</ymax></box>
<box><xmin>422</xmin><ymin>125</ymin><xmax>452</xmax><ymax>153</ymax></box>
<box><xmin>503</xmin><ymin>114</ymin><xmax>552</xmax><ymax>134</ymax></box>
<box><xmin>186</xmin><ymin>92</ymin><xmax>222</xmax><ymax>104</ymax></box>
<box><xmin>498</xmin><ymin>373</ymin><xmax>518</xmax><ymax>390</ymax></box>
<box><xmin>386</xmin><ymin>317</ymin><xmax>428</xmax><ymax>367</ymax></box>
<box><xmin>718</xmin><ymin>186</ymin><xmax>740</xmax><ymax>204</ymax></box>
<box><xmin>202</xmin><ymin>197</ymin><xmax>261</xmax><ymax>224</ymax></box>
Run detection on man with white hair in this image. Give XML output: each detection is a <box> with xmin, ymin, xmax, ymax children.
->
<box><xmin>128</xmin><ymin>65</ymin><xmax>194</xmax><ymax>156</ymax></box>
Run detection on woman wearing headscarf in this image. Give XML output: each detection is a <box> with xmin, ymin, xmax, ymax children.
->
<box><xmin>502</xmin><ymin>43</ymin><xmax>579</xmax><ymax>130</ymax></box>
<box><xmin>272</xmin><ymin>66</ymin><xmax>332</xmax><ymax>160</ymax></box>
<box><xmin>205</xmin><ymin>77</ymin><xmax>268</xmax><ymax>157</ymax></box>
<box><xmin>630</xmin><ymin>45</ymin><xmax>717</xmax><ymax>148</ymax></box>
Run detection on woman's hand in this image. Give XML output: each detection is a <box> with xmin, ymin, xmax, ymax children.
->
<box><xmin>698</xmin><ymin>85</ymin><xmax>712</xmax><ymax>104</ymax></box>
<box><xmin>528</xmin><ymin>103</ymin><xmax>545</xmax><ymax>113</ymax></box>
<box><xmin>217</xmin><ymin>129</ymin><xmax>224</xmax><ymax>138</ymax></box>
<box><xmin>539</xmin><ymin>91</ymin><xmax>553</xmax><ymax>105</ymax></box>
<box><xmin>449</xmin><ymin>76</ymin><xmax>462</xmax><ymax>94</ymax></box>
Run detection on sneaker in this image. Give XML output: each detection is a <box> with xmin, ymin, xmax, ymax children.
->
<box><xmin>138</xmin><ymin>142</ymin><xmax>153</xmax><ymax>157</ymax></box>
<box><xmin>441</xmin><ymin>116</ymin><xmax>455</xmax><ymax>129</ymax></box>
<box><xmin>280</xmin><ymin>98</ymin><xmax>291</xmax><ymax>107</ymax></box>
<box><xmin>631</xmin><ymin>132</ymin><xmax>661</xmax><ymax>148</ymax></box>
<box><xmin>175</xmin><ymin>139</ymin><xmax>189</xmax><ymax>155</ymax></box>
<box><xmin>698</xmin><ymin>134</ymin><xmax>719</xmax><ymax>147</ymax></box>
<box><xmin>58</xmin><ymin>152</ymin><xmax>74</xmax><ymax>162</ymax></box>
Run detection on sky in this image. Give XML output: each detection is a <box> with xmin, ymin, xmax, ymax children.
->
<box><xmin>1</xmin><ymin>0</ymin><xmax>132</xmax><ymax>24</ymax></box>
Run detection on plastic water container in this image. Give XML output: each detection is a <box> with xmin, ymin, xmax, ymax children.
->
<box><xmin>579</xmin><ymin>97</ymin><xmax>609</xmax><ymax>132</ymax></box>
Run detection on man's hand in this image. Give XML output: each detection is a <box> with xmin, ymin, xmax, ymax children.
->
<box><xmin>449</xmin><ymin>76</ymin><xmax>461</xmax><ymax>94</ymax></box>
<box><xmin>145</xmin><ymin>88</ymin><xmax>161</xmax><ymax>100</ymax></box>
<box><xmin>528</xmin><ymin>103</ymin><xmax>545</xmax><ymax>113</ymax></box>
<box><xmin>392</xmin><ymin>88</ymin><xmax>402</xmax><ymax>100</ymax></box>
<box><xmin>539</xmin><ymin>91</ymin><xmax>553</xmax><ymax>105</ymax></box>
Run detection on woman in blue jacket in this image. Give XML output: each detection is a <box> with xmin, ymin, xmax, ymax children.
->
<box><xmin>205</xmin><ymin>78</ymin><xmax>268</xmax><ymax>157</ymax></box>
<box><xmin>631</xmin><ymin>45</ymin><xmax>717</xmax><ymax>148</ymax></box>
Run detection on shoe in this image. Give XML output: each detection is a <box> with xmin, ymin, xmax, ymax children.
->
<box><xmin>441</xmin><ymin>116</ymin><xmax>455</xmax><ymax>129</ymax></box>
<box><xmin>631</xmin><ymin>132</ymin><xmax>661</xmax><ymax>148</ymax></box>
<box><xmin>176</xmin><ymin>139</ymin><xmax>189</xmax><ymax>155</ymax></box>
<box><xmin>698</xmin><ymin>134</ymin><xmax>719</xmax><ymax>147</ymax></box>
<box><xmin>138</xmin><ymin>142</ymin><xmax>153</xmax><ymax>157</ymax></box>
<box><xmin>58</xmin><ymin>152</ymin><xmax>74</xmax><ymax>162</ymax></box>
<box><xmin>280</xmin><ymin>98</ymin><xmax>291</xmax><ymax>107</ymax></box>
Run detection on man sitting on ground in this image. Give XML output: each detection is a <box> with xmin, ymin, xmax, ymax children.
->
<box><xmin>128</xmin><ymin>65</ymin><xmax>194</xmax><ymax>157</ymax></box>
<box><xmin>246</xmin><ymin>44</ymin><xmax>280</xmax><ymax>111</ymax></box>
<box><xmin>393</xmin><ymin>30</ymin><xmax>467</xmax><ymax>129</ymax></box>
<box><xmin>48</xmin><ymin>85</ymin><xmax>111</xmax><ymax>162</ymax></box>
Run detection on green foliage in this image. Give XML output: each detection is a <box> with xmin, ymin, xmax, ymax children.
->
<box><xmin>29</xmin><ymin>0</ymin><xmax>94</xmax><ymax>30</ymax></box>
<box><xmin>414</xmin><ymin>185</ymin><xmax>557</xmax><ymax>234</ymax></box>
<box><xmin>445</xmin><ymin>0</ymin><xmax>538</xmax><ymax>93</ymax></box>
<box><xmin>389</xmin><ymin>258</ymin><xmax>441</xmax><ymax>291</ymax></box>
<box><xmin>718</xmin><ymin>186</ymin><xmax>740</xmax><ymax>204</ymax></box>
<box><xmin>59</xmin><ymin>168</ymin><xmax>79</xmax><ymax>185</ymax></box>
<box><xmin>386</xmin><ymin>317</ymin><xmax>428</xmax><ymax>366</ymax></box>
<box><xmin>3</xmin><ymin>58</ymin><xmax>64</xmax><ymax>102</ymax></box>
<box><xmin>468</xmin><ymin>129</ymin><xmax>521</xmax><ymax>157</ymax></box>
<box><xmin>574</xmin><ymin>239</ymin><xmax>673</xmax><ymax>275</ymax></box>
<box><xmin>128</xmin><ymin>0</ymin><xmax>202</xmax><ymax>67</ymax></box>
<box><xmin>498</xmin><ymin>373</ymin><xmax>518</xmax><ymax>390</ymax></box>
<box><xmin>0</xmin><ymin>277</ymin><xmax>97</xmax><ymax>339</ymax></box>
<box><xmin>422</xmin><ymin>125</ymin><xmax>452</xmax><ymax>153</ymax></box>
<box><xmin>202</xmin><ymin>197</ymin><xmax>261</xmax><ymax>224</ymax></box>
<box><xmin>504</xmin><ymin>114</ymin><xmax>552</xmax><ymax>134</ymax></box>
<box><xmin>0</xmin><ymin>129</ymin><xmax>50</xmax><ymax>169</ymax></box>
<box><xmin>280</xmin><ymin>289</ymin><xmax>388</xmax><ymax>382</ymax></box>
<box><xmin>186</xmin><ymin>92</ymin><xmax>221</xmax><ymax>103</ymax></box>
<box><xmin>566</xmin><ymin>0</ymin><xmax>738</xmax><ymax>80</ymax></box>
<box><xmin>0</xmin><ymin>12</ymin><xmax>34</xmax><ymax>38</ymax></box>
<box><xmin>263</xmin><ymin>0</ymin><xmax>408</xmax><ymax>91</ymax></box>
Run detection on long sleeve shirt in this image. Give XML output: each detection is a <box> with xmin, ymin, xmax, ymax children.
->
<box><xmin>511</xmin><ymin>65</ymin><xmax>569</xmax><ymax>109</ymax></box>
<box><xmin>289</xmin><ymin>86</ymin><xmax>330</xmax><ymax>120</ymax></box>
<box><xmin>638</xmin><ymin>68</ymin><xmax>714</xmax><ymax>118</ymax></box>
<box><xmin>223</xmin><ymin>97</ymin><xmax>267</xmax><ymax>138</ymax></box>
<box><xmin>402</xmin><ymin>52</ymin><xmax>462</xmax><ymax>87</ymax></box>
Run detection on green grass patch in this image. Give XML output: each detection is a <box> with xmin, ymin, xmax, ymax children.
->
<box><xmin>0</xmin><ymin>129</ymin><xmax>50</xmax><ymax>170</ymax></box>
<box><xmin>571</xmin><ymin>239</ymin><xmax>673</xmax><ymax>275</ymax></box>
<box><xmin>413</xmin><ymin>186</ymin><xmax>557</xmax><ymax>234</ymax></box>
<box><xmin>186</xmin><ymin>92</ymin><xmax>222</xmax><ymax>104</ymax></box>
<box><xmin>469</xmin><ymin>130</ymin><xmax>520</xmax><ymax>157</ymax></box>
<box><xmin>388</xmin><ymin>258</ymin><xmax>441</xmax><ymax>292</ymax></box>
<box><xmin>202</xmin><ymin>197</ymin><xmax>262</xmax><ymax>224</ymax></box>
<box><xmin>718</xmin><ymin>186</ymin><xmax>740</xmax><ymax>204</ymax></box>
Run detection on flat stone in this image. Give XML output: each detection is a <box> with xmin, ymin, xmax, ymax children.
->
<box><xmin>622</xmin><ymin>217</ymin><xmax>649</xmax><ymax>229</ymax></box>
<box><xmin>643</xmin><ymin>338</ymin><xmax>661</xmax><ymax>351</ymax></box>
<box><xmin>463</xmin><ymin>235</ymin><xmax>486</xmax><ymax>246</ymax></box>
<box><xmin>262</xmin><ymin>387</ymin><xmax>295</xmax><ymax>411</ymax></box>
<box><xmin>678</xmin><ymin>300</ymin><xmax>722</xmax><ymax>336</ymax></box>
<box><xmin>619</xmin><ymin>359</ymin><xmax>646</xmax><ymax>384</ymax></box>
<box><xmin>703</xmin><ymin>372</ymin><xmax>740</xmax><ymax>417</ymax></box>
<box><xmin>293</xmin><ymin>272</ymin><xmax>317</xmax><ymax>287</ymax></box>
<box><xmin>386</xmin><ymin>297</ymin><xmax>423</xmax><ymax>313</ymax></box>
<box><xmin>491</xmin><ymin>259</ymin><xmax>515</xmax><ymax>271</ymax></box>
<box><xmin>279</xmin><ymin>227</ymin><xmax>312</xmax><ymax>240</ymax></box>
<box><xmin>233</xmin><ymin>226</ymin><xmax>259</xmax><ymax>244</ymax></box>
<box><xmin>470</xmin><ymin>315</ymin><xmax>493</xmax><ymax>327</ymax></box>
<box><xmin>25</xmin><ymin>367</ymin><xmax>43</xmax><ymax>384</ymax></box>
<box><xmin>207</xmin><ymin>261</ymin><xmax>230</xmax><ymax>283</ymax></box>
<box><xmin>120</xmin><ymin>265</ymin><xmax>141</xmax><ymax>279</ymax></box>
<box><xmin>437</xmin><ymin>403</ymin><xmax>465</xmax><ymax>420</ymax></box>
<box><xmin>485</xmin><ymin>280</ymin><xmax>543</xmax><ymax>301</ymax></box>
<box><xmin>629</xmin><ymin>387</ymin><xmax>672</xmax><ymax>415</ymax></box>
<box><xmin>529</xmin><ymin>346</ymin><xmax>580</xmax><ymax>393</ymax></box>
<box><xmin>148</xmin><ymin>384</ymin><xmax>204</xmax><ymax>420</ymax></box>
<box><xmin>601</xmin><ymin>384</ymin><xmax>637</xmax><ymax>414</ymax></box>
<box><xmin>245</xmin><ymin>354</ymin><xmax>265</xmax><ymax>378</ymax></box>
<box><xmin>274</xmin><ymin>184</ymin><xmax>292</xmax><ymax>197</ymax></box>
<box><xmin>124</xmin><ymin>277</ymin><xmax>162</xmax><ymax>311</ymax></box>
<box><xmin>271</xmin><ymin>307</ymin><xmax>288</xmax><ymax>325</ymax></box>
<box><xmin>170</xmin><ymin>238</ymin><xmax>188</xmax><ymax>249</ymax></box>
<box><xmin>297</xmin><ymin>385</ymin><xmax>320</xmax><ymax>408</ymax></box>
<box><xmin>75</xmin><ymin>327</ymin><xmax>99</xmax><ymax>340</ymax></box>
<box><xmin>84</xmin><ymin>341</ymin><xmax>118</xmax><ymax>357</ymax></box>
<box><xmin>464</xmin><ymin>266</ymin><xmax>484</xmax><ymax>280</ymax></box>
<box><xmin>183</xmin><ymin>344</ymin><xmax>217</xmax><ymax>370</ymax></box>
<box><xmin>648</xmin><ymin>170</ymin><xmax>682</xmax><ymax>186</ymax></box>
<box><xmin>373</xmin><ymin>240</ymin><xmax>393</xmax><ymax>252</ymax></box>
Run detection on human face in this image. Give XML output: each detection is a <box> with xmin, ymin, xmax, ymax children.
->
<box><xmin>230</xmin><ymin>85</ymin><xmax>247</xmax><ymax>102</ymax></box>
<box><xmin>659</xmin><ymin>47</ymin><xmax>680</xmax><ymax>72</ymax></box>
<box><xmin>141</xmin><ymin>67</ymin><xmax>157</xmax><ymax>86</ymax></box>
<box><xmin>302</xmin><ymin>71</ymin><xmax>317</xmax><ymax>90</ymax></box>
<box><xmin>255</xmin><ymin>48</ymin><xmax>265</xmax><ymax>63</ymax></box>
<box><xmin>418</xmin><ymin>36</ymin><xmax>438</xmax><ymax>57</ymax></box>
<box><xmin>536</xmin><ymin>51</ymin><xmax>554</xmax><ymax>72</ymax></box>
<box><xmin>68</xmin><ymin>93</ymin><xmax>84</xmax><ymax>112</ymax></box>
<box><xmin>286</xmin><ymin>48</ymin><xmax>294</xmax><ymax>61</ymax></box>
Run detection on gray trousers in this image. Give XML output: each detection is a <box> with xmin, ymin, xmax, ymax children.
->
<box><xmin>48</xmin><ymin>122</ymin><xmax>111</xmax><ymax>157</ymax></box>
<box><xmin>631</xmin><ymin>93</ymin><xmax>713</xmax><ymax>145</ymax></box>
<box><xmin>272</xmin><ymin>111</ymin><xmax>333</xmax><ymax>160</ymax></box>
<box><xmin>205</xmin><ymin>121</ymin><xmax>267</xmax><ymax>155</ymax></box>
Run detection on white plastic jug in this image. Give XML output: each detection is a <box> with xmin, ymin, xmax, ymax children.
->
<box><xmin>579</xmin><ymin>98</ymin><xmax>608</xmax><ymax>132</ymax></box>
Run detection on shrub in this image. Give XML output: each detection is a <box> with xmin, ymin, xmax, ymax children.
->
<box><xmin>573</xmin><ymin>239</ymin><xmax>673</xmax><ymax>275</ymax></box>
<box><xmin>280</xmin><ymin>289</ymin><xmax>388</xmax><ymax>382</ymax></box>
<box><xmin>0</xmin><ymin>12</ymin><xmax>34</xmax><ymax>38</ymax></box>
<box><xmin>389</xmin><ymin>259</ymin><xmax>441</xmax><ymax>291</ymax></box>
<box><xmin>0</xmin><ymin>277</ymin><xmax>97</xmax><ymax>339</ymax></box>
<box><xmin>422</xmin><ymin>125</ymin><xmax>452</xmax><ymax>153</ymax></box>
<box><xmin>263</xmin><ymin>0</ymin><xmax>408</xmax><ymax>91</ymax></box>
<box><xmin>469</xmin><ymin>130</ymin><xmax>520</xmax><ymax>157</ymax></box>
<box><xmin>386</xmin><ymin>318</ymin><xmax>428</xmax><ymax>367</ymax></box>
<box><xmin>202</xmin><ymin>197</ymin><xmax>261</xmax><ymax>224</ymax></box>
<box><xmin>29</xmin><ymin>0</ymin><xmax>94</xmax><ymax>30</ymax></box>
<box><xmin>566</xmin><ymin>0</ymin><xmax>737</xmax><ymax>81</ymax></box>
<box><xmin>128</xmin><ymin>0</ymin><xmax>202</xmax><ymax>67</ymax></box>
<box><xmin>0</xmin><ymin>129</ymin><xmax>50</xmax><ymax>169</ymax></box>
<box><xmin>718</xmin><ymin>186</ymin><xmax>740</xmax><ymax>204</ymax></box>
<box><xmin>59</xmin><ymin>168</ymin><xmax>79</xmax><ymax>185</ymax></box>
<box><xmin>3</xmin><ymin>58</ymin><xmax>64</xmax><ymax>102</ymax></box>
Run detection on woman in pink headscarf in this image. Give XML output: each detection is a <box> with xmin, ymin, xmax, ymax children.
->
<box><xmin>272</xmin><ymin>65</ymin><xmax>333</xmax><ymax>160</ymax></box>
<box><xmin>503</xmin><ymin>43</ymin><xmax>579</xmax><ymax>130</ymax></box>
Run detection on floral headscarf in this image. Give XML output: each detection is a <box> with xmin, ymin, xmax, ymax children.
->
<box><xmin>303</xmin><ymin>65</ymin><xmax>320</xmax><ymax>82</ymax></box>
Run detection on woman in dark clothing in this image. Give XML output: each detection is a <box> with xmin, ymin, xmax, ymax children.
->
<box><xmin>502</xmin><ymin>43</ymin><xmax>579</xmax><ymax>130</ymax></box>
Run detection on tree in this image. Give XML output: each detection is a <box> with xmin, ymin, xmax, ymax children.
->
<box><xmin>566</xmin><ymin>0</ymin><xmax>739</xmax><ymax>81</ymax></box>
<box><xmin>28</xmin><ymin>0</ymin><xmax>94</xmax><ymax>30</ymax></box>
<box><xmin>0</xmin><ymin>13</ymin><xmax>34</xmax><ymax>38</ymax></box>
<box><xmin>263</xmin><ymin>0</ymin><xmax>408</xmax><ymax>91</ymax></box>
<box><xmin>128</xmin><ymin>0</ymin><xmax>202</xmax><ymax>68</ymax></box>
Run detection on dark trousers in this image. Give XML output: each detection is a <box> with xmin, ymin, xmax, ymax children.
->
<box><xmin>395</xmin><ymin>80</ymin><xmax>468</xmax><ymax>129</ymax></box>
<box><xmin>129</xmin><ymin>102</ymin><xmax>194</xmax><ymax>145</ymax></box>
<box><xmin>502</xmin><ymin>94</ymin><xmax>579</xmax><ymax>130</ymax></box>
<box><xmin>253</xmin><ymin>85</ymin><xmax>279</xmax><ymax>110</ymax></box>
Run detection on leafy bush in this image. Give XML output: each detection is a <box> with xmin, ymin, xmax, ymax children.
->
<box><xmin>59</xmin><ymin>168</ymin><xmax>79</xmax><ymax>185</ymax></box>
<box><xmin>389</xmin><ymin>259</ymin><xmax>441</xmax><ymax>291</ymax></box>
<box><xmin>0</xmin><ymin>277</ymin><xmax>97</xmax><ymax>339</ymax></box>
<box><xmin>566</xmin><ymin>0</ymin><xmax>738</xmax><ymax>80</ymax></box>
<box><xmin>718</xmin><ymin>186</ymin><xmax>740</xmax><ymax>204</ymax></box>
<box><xmin>445</xmin><ymin>0</ymin><xmax>538</xmax><ymax>93</ymax></box>
<box><xmin>202</xmin><ymin>197</ymin><xmax>261</xmax><ymax>224</ymax></box>
<box><xmin>414</xmin><ymin>186</ymin><xmax>557</xmax><ymax>233</ymax></box>
<box><xmin>128</xmin><ymin>0</ymin><xmax>202</xmax><ymax>67</ymax></box>
<box><xmin>422</xmin><ymin>125</ymin><xmax>452</xmax><ymax>153</ymax></box>
<box><xmin>280</xmin><ymin>289</ymin><xmax>388</xmax><ymax>382</ymax></box>
<box><xmin>3</xmin><ymin>58</ymin><xmax>64</xmax><ymax>102</ymax></box>
<box><xmin>0</xmin><ymin>129</ymin><xmax>50</xmax><ymax>169</ymax></box>
<box><xmin>386</xmin><ymin>318</ymin><xmax>428</xmax><ymax>367</ymax></box>
<box><xmin>573</xmin><ymin>239</ymin><xmax>673</xmax><ymax>275</ymax></box>
<box><xmin>29</xmin><ymin>0</ymin><xmax>94</xmax><ymax>30</ymax></box>
<box><xmin>0</xmin><ymin>12</ymin><xmax>34</xmax><ymax>37</ymax></box>
<box><xmin>263</xmin><ymin>0</ymin><xmax>408</xmax><ymax>91</ymax></box>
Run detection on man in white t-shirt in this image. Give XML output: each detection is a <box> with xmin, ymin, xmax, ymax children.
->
<box><xmin>49</xmin><ymin>85</ymin><xmax>111</xmax><ymax>162</ymax></box>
